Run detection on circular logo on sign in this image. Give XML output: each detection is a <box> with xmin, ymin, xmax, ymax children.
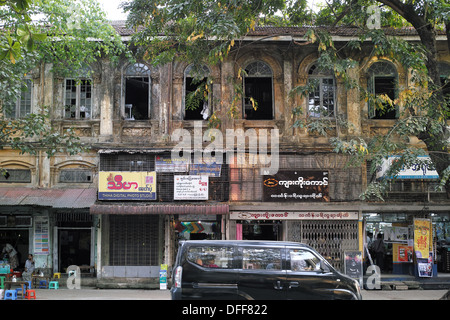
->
<box><xmin>263</xmin><ymin>178</ymin><xmax>278</xmax><ymax>187</ymax></box>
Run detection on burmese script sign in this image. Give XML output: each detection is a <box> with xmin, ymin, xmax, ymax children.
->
<box><xmin>263</xmin><ymin>171</ymin><xmax>329</xmax><ymax>202</ymax></box>
<box><xmin>174</xmin><ymin>175</ymin><xmax>209</xmax><ymax>200</ymax></box>
<box><xmin>230</xmin><ymin>211</ymin><xmax>359</xmax><ymax>220</ymax></box>
<box><xmin>98</xmin><ymin>171</ymin><xmax>157</xmax><ymax>200</ymax></box>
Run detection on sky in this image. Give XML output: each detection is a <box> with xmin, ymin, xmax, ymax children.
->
<box><xmin>97</xmin><ymin>0</ymin><xmax>325</xmax><ymax>21</ymax></box>
<box><xmin>97</xmin><ymin>0</ymin><xmax>128</xmax><ymax>21</ymax></box>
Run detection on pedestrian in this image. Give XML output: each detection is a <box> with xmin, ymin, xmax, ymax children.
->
<box><xmin>372</xmin><ymin>233</ymin><xmax>385</xmax><ymax>272</ymax></box>
<box><xmin>22</xmin><ymin>254</ymin><xmax>35</xmax><ymax>281</ymax></box>
<box><xmin>2</xmin><ymin>243</ymin><xmax>19</xmax><ymax>270</ymax></box>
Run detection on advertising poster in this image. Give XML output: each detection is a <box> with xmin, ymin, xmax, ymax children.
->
<box><xmin>174</xmin><ymin>175</ymin><xmax>208</xmax><ymax>200</ymax></box>
<box><xmin>397</xmin><ymin>246</ymin><xmax>413</xmax><ymax>263</ymax></box>
<box><xmin>414</xmin><ymin>219</ymin><xmax>431</xmax><ymax>259</ymax></box>
<box><xmin>34</xmin><ymin>216</ymin><xmax>49</xmax><ymax>255</ymax></box>
<box><xmin>384</xmin><ymin>226</ymin><xmax>409</xmax><ymax>243</ymax></box>
<box><xmin>262</xmin><ymin>171</ymin><xmax>329</xmax><ymax>202</ymax></box>
<box><xmin>98</xmin><ymin>171</ymin><xmax>156</xmax><ymax>200</ymax></box>
<box><xmin>344</xmin><ymin>251</ymin><xmax>363</xmax><ymax>285</ymax></box>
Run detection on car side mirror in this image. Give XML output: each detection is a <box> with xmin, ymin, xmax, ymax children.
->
<box><xmin>320</xmin><ymin>260</ymin><xmax>330</xmax><ymax>273</ymax></box>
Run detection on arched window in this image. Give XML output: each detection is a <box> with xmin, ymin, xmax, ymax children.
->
<box><xmin>243</xmin><ymin>61</ymin><xmax>273</xmax><ymax>120</ymax></box>
<box><xmin>184</xmin><ymin>64</ymin><xmax>210</xmax><ymax>120</ymax></box>
<box><xmin>307</xmin><ymin>63</ymin><xmax>335</xmax><ymax>118</ymax></box>
<box><xmin>367</xmin><ymin>61</ymin><xmax>398</xmax><ymax>119</ymax></box>
<box><xmin>124</xmin><ymin>63</ymin><xmax>151</xmax><ymax>120</ymax></box>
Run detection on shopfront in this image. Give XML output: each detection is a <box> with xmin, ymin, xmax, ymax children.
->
<box><xmin>363</xmin><ymin>211</ymin><xmax>450</xmax><ymax>276</ymax></box>
<box><xmin>230</xmin><ymin>210</ymin><xmax>361</xmax><ymax>272</ymax></box>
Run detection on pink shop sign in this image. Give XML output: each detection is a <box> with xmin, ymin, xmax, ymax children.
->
<box><xmin>230</xmin><ymin>211</ymin><xmax>359</xmax><ymax>220</ymax></box>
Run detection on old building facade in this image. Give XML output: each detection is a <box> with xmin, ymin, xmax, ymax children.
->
<box><xmin>1</xmin><ymin>24</ymin><xmax>449</xmax><ymax>284</ymax></box>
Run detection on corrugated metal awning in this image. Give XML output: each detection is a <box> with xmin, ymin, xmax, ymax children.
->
<box><xmin>90</xmin><ymin>203</ymin><xmax>229</xmax><ymax>215</ymax></box>
<box><xmin>0</xmin><ymin>187</ymin><xmax>97</xmax><ymax>209</ymax></box>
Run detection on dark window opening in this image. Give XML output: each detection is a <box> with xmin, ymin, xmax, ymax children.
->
<box><xmin>125</xmin><ymin>77</ymin><xmax>149</xmax><ymax>120</ymax></box>
<box><xmin>244</xmin><ymin>77</ymin><xmax>273</xmax><ymax>120</ymax></box>
<box><xmin>372</xmin><ymin>77</ymin><xmax>397</xmax><ymax>119</ymax></box>
<box><xmin>185</xmin><ymin>77</ymin><xmax>208</xmax><ymax>120</ymax></box>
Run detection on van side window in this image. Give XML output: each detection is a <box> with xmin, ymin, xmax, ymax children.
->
<box><xmin>242</xmin><ymin>248</ymin><xmax>281</xmax><ymax>270</ymax></box>
<box><xmin>187</xmin><ymin>246</ymin><xmax>234</xmax><ymax>269</ymax></box>
<box><xmin>290</xmin><ymin>249</ymin><xmax>321</xmax><ymax>272</ymax></box>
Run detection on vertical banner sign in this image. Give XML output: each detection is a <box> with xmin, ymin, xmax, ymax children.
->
<box><xmin>160</xmin><ymin>264</ymin><xmax>168</xmax><ymax>290</ymax></box>
<box><xmin>34</xmin><ymin>216</ymin><xmax>49</xmax><ymax>255</ymax></box>
<box><xmin>414</xmin><ymin>219</ymin><xmax>431</xmax><ymax>259</ymax></box>
<box><xmin>98</xmin><ymin>171</ymin><xmax>156</xmax><ymax>200</ymax></box>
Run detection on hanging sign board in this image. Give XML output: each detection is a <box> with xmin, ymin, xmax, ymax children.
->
<box><xmin>377</xmin><ymin>156</ymin><xmax>439</xmax><ymax>180</ymax></box>
<box><xmin>155</xmin><ymin>155</ymin><xmax>190</xmax><ymax>172</ymax></box>
<box><xmin>262</xmin><ymin>171</ymin><xmax>329</xmax><ymax>202</ymax></box>
<box><xmin>414</xmin><ymin>218</ymin><xmax>431</xmax><ymax>259</ymax></box>
<box><xmin>230</xmin><ymin>211</ymin><xmax>359</xmax><ymax>220</ymax></box>
<box><xmin>98</xmin><ymin>171</ymin><xmax>156</xmax><ymax>200</ymax></box>
<box><xmin>174</xmin><ymin>175</ymin><xmax>208</xmax><ymax>200</ymax></box>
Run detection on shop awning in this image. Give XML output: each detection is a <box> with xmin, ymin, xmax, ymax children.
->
<box><xmin>90</xmin><ymin>203</ymin><xmax>229</xmax><ymax>215</ymax></box>
<box><xmin>0</xmin><ymin>187</ymin><xmax>97</xmax><ymax>209</ymax></box>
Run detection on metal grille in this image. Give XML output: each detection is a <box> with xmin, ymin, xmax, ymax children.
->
<box><xmin>287</xmin><ymin>220</ymin><xmax>359</xmax><ymax>271</ymax></box>
<box><xmin>109</xmin><ymin>215</ymin><xmax>160</xmax><ymax>266</ymax></box>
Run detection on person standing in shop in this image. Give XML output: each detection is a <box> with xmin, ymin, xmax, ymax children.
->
<box><xmin>372</xmin><ymin>233</ymin><xmax>386</xmax><ymax>272</ymax></box>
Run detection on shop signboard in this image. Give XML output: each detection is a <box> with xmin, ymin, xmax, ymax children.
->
<box><xmin>376</xmin><ymin>156</ymin><xmax>439</xmax><ymax>180</ymax></box>
<box><xmin>230</xmin><ymin>211</ymin><xmax>359</xmax><ymax>220</ymax></box>
<box><xmin>155</xmin><ymin>155</ymin><xmax>190</xmax><ymax>172</ymax></box>
<box><xmin>174</xmin><ymin>175</ymin><xmax>208</xmax><ymax>200</ymax></box>
<box><xmin>160</xmin><ymin>264</ymin><xmax>168</xmax><ymax>290</ymax></box>
<box><xmin>262</xmin><ymin>171</ymin><xmax>329</xmax><ymax>202</ymax></box>
<box><xmin>344</xmin><ymin>251</ymin><xmax>363</xmax><ymax>285</ymax></box>
<box><xmin>98</xmin><ymin>171</ymin><xmax>156</xmax><ymax>200</ymax></box>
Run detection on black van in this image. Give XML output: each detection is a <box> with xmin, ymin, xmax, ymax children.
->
<box><xmin>170</xmin><ymin>240</ymin><xmax>362</xmax><ymax>300</ymax></box>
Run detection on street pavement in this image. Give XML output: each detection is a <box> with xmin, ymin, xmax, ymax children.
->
<box><xmin>20</xmin><ymin>287</ymin><xmax>449</xmax><ymax>300</ymax></box>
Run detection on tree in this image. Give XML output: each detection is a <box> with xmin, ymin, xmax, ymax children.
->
<box><xmin>0</xmin><ymin>0</ymin><xmax>128</xmax><ymax>164</ymax></box>
<box><xmin>123</xmin><ymin>0</ymin><xmax>450</xmax><ymax>199</ymax></box>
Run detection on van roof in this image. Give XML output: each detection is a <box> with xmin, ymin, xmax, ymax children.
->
<box><xmin>180</xmin><ymin>240</ymin><xmax>312</xmax><ymax>248</ymax></box>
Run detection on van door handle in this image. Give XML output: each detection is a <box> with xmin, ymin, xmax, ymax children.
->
<box><xmin>274</xmin><ymin>281</ymin><xmax>283</xmax><ymax>290</ymax></box>
<box><xmin>289</xmin><ymin>281</ymin><xmax>299</xmax><ymax>289</ymax></box>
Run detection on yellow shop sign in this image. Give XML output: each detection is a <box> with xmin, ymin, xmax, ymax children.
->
<box><xmin>98</xmin><ymin>171</ymin><xmax>156</xmax><ymax>200</ymax></box>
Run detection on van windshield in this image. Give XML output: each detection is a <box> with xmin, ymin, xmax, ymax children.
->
<box><xmin>187</xmin><ymin>246</ymin><xmax>234</xmax><ymax>269</ymax></box>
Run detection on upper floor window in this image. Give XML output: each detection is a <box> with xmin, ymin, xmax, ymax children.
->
<box><xmin>184</xmin><ymin>64</ymin><xmax>210</xmax><ymax>120</ymax></box>
<box><xmin>64</xmin><ymin>79</ymin><xmax>92</xmax><ymax>119</ymax></box>
<box><xmin>367</xmin><ymin>61</ymin><xmax>398</xmax><ymax>119</ymax></box>
<box><xmin>308</xmin><ymin>64</ymin><xmax>335</xmax><ymax>118</ymax></box>
<box><xmin>124</xmin><ymin>63</ymin><xmax>150</xmax><ymax>120</ymax></box>
<box><xmin>0</xmin><ymin>169</ymin><xmax>31</xmax><ymax>183</ymax></box>
<box><xmin>243</xmin><ymin>61</ymin><xmax>273</xmax><ymax>120</ymax></box>
<box><xmin>4</xmin><ymin>79</ymin><xmax>33</xmax><ymax>119</ymax></box>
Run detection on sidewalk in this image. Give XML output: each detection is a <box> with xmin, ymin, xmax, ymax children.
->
<box><xmin>363</xmin><ymin>272</ymin><xmax>450</xmax><ymax>290</ymax></box>
<box><xmin>20</xmin><ymin>287</ymin><xmax>450</xmax><ymax>300</ymax></box>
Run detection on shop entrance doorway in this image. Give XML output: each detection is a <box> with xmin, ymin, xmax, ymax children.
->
<box><xmin>239</xmin><ymin>221</ymin><xmax>282</xmax><ymax>241</ymax></box>
<box><xmin>0</xmin><ymin>229</ymin><xmax>29</xmax><ymax>270</ymax></box>
<box><xmin>58</xmin><ymin>228</ymin><xmax>92</xmax><ymax>272</ymax></box>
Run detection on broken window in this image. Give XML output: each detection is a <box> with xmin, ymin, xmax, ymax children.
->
<box><xmin>124</xmin><ymin>63</ymin><xmax>150</xmax><ymax>120</ymax></box>
<box><xmin>64</xmin><ymin>79</ymin><xmax>92</xmax><ymax>119</ymax></box>
<box><xmin>308</xmin><ymin>64</ymin><xmax>335</xmax><ymax>118</ymax></box>
<box><xmin>184</xmin><ymin>64</ymin><xmax>210</xmax><ymax>120</ymax></box>
<box><xmin>367</xmin><ymin>61</ymin><xmax>398</xmax><ymax>119</ymax></box>
<box><xmin>243</xmin><ymin>61</ymin><xmax>273</xmax><ymax>120</ymax></box>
